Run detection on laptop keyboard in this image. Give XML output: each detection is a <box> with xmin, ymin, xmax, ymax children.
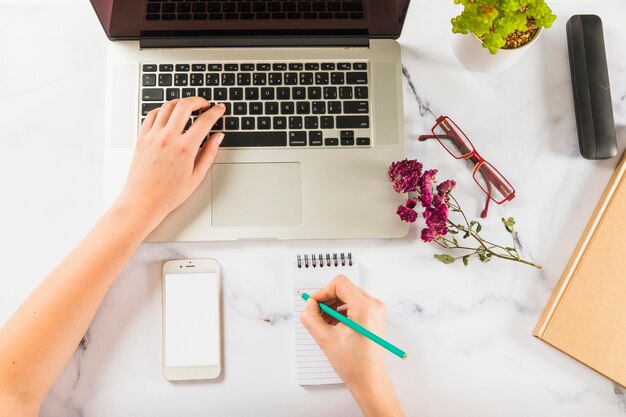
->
<box><xmin>140</xmin><ymin>61</ymin><xmax>372</xmax><ymax>148</ymax></box>
<box><xmin>145</xmin><ymin>0</ymin><xmax>365</xmax><ymax>22</ymax></box>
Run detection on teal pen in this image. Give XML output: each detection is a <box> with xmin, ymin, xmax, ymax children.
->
<box><xmin>301</xmin><ymin>292</ymin><xmax>407</xmax><ymax>360</ymax></box>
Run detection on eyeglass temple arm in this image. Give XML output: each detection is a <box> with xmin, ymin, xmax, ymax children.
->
<box><xmin>418</xmin><ymin>134</ymin><xmax>450</xmax><ymax>141</ymax></box>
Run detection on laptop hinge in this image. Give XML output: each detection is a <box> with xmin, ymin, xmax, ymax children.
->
<box><xmin>139</xmin><ymin>34</ymin><xmax>370</xmax><ymax>49</ymax></box>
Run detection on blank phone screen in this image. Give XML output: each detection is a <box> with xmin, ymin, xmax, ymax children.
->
<box><xmin>164</xmin><ymin>272</ymin><xmax>220</xmax><ymax>368</ymax></box>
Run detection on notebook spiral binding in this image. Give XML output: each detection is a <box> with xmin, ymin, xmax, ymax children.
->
<box><xmin>297</xmin><ymin>253</ymin><xmax>353</xmax><ymax>268</ymax></box>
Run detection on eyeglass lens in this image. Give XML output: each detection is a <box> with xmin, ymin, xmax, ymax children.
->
<box><xmin>473</xmin><ymin>162</ymin><xmax>514</xmax><ymax>203</ymax></box>
<box><xmin>433</xmin><ymin>118</ymin><xmax>474</xmax><ymax>159</ymax></box>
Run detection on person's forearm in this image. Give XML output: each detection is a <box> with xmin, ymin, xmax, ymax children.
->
<box><xmin>349</xmin><ymin>375</ymin><xmax>405</xmax><ymax>417</ymax></box>
<box><xmin>0</xmin><ymin>200</ymin><xmax>160</xmax><ymax>406</ymax></box>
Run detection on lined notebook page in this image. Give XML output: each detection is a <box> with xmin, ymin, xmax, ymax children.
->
<box><xmin>292</xmin><ymin>255</ymin><xmax>359</xmax><ymax>386</ymax></box>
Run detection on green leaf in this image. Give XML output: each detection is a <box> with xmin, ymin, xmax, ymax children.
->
<box><xmin>470</xmin><ymin>220</ymin><xmax>477</xmax><ymax>231</ymax></box>
<box><xmin>475</xmin><ymin>222</ymin><xmax>482</xmax><ymax>233</ymax></box>
<box><xmin>434</xmin><ymin>254</ymin><xmax>455</xmax><ymax>264</ymax></box>
<box><xmin>462</xmin><ymin>255</ymin><xmax>470</xmax><ymax>267</ymax></box>
<box><xmin>502</xmin><ymin>217</ymin><xmax>516</xmax><ymax>233</ymax></box>
<box><xmin>463</xmin><ymin>231</ymin><xmax>470</xmax><ymax>239</ymax></box>
<box><xmin>448</xmin><ymin>229</ymin><xmax>459</xmax><ymax>235</ymax></box>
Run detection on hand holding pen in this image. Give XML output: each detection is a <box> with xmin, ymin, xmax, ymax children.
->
<box><xmin>301</xmin><ymin>276</ymin><xmax>405</xmax><ymax>417</ymax></box>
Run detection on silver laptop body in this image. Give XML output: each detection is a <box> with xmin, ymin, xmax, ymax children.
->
<box><xmin>95</xmin><ymin>0</ymin><xmax>410</xmax><ymax>241</ymax></box>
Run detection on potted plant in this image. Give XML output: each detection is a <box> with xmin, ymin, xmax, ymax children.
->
<box><xmin>450</xmin><ymin>0</ymin><xmax>556</xmax><ymax>73</ymax></box>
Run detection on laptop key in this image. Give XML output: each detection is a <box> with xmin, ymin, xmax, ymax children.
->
<box><xmin>229</xmin><ymin>88</ymin><xmax>243</xmax><ymax>101</ymax></box>
<box><xmin>142</xmin><ymin>88</ymin><xmax>164</xmax><ymax>101</ymax></box>
<box><xmin>305</xmin><ymin>116</ymin><xmax>319</xmax><ymax>129</ymax></box>
<box><xmin>265</xmin><ymin>102</ymin><xmax>279</xmax><ymax>114</ymax></box>
<box><xmin>346</xmin><ymin>72</ymin><xmax>368</xmax><ymax>84</ymax></box>
<box><xmin>142</xmin><ymin>74</ymin><xmax>156</xmax><ymax>86</ymax></box>
<box><xmin>192</xmin><ymin>64</ymin><xmax>206</xmax><ymax>72</ymax></box>
<box><xmin>253</xmin><ymin>73</ymin><xmax>267</xmax><ymax>86</ymax></box>
<box><xmin>273</xmin><ymin>63</ymin><xmax>287</xmax><ymax>71</ymax></box>
<box><xmin>174</xmin><ymin>74</ymin><xmax>188</xmax><ymax>86</ymax></box>
<box><xmin>305</xmin><ymin>63</ymin><xmax>319</xmax><ymax>70</ymax></box>
<box><xmin>320</xmin><ymin>116</ymin><xmax>334</xmax><ymax>129</ymax></box>
<box><xmin>308</xmin><ymin>87</ymin><xmax>322</xmax><ymax>100</ymax></box>
<box><xmin>245</xmin><ymin>87</ymin><xmax>259</xmax><ymax>100</ymax></box>
<box><xmin>355</xmin><ymin>86</ymin><xmax>368</xmax><ymax>99</ymax></box>
<box><xmin>343</xmin><ymin>101</ymin><xmax>369</xmax><ymax>114</ymax></box>
<box><xmin>312</xmin><ymin>101</ymin><xmax>326</xmax><ymax>114</ymax></box>
<box><xmin>208</xmin><ymin>64</ymin><xmax>222</xmax><ymax>71</ymax></box>
<box><xmin>315</xmin><ymin>72</ymin><xmax>329</xmax><ymax>85</ymax></box>
<box><xmin>242</xmin><ymin>117</ymin><xmax>255</xmax><ymax>130</ymax></box>
<box><xmin>206</xmin><ymin>73</ymin><xmax>219</xmax><ymax>86</ymax></box>
<box><xmin>288</xmin><ymin>63</ymin><xmax>303</xmax><ymax>71</ymax></box>
<box><xmin>309</xmin><ymin>131</ymin><xmax>323</xmax><ymax>146</ymax></box>
<box><xmin>175</xmin><ymin>64</ymin><xmax>190</xmax><ymax>72</ymax></box>
<box><xmin>338</xmin><ymin>63</ymin><xmax>351</xmax><ymax>70</ymax></box>
<box><xmin>300</xmin><ymin>72</ymin><xmax>314</xmax><ymax>85</ymax></box>
<box><xmin>273</xmin><ymin>116</ymin><xmax>287</xmax><ymax>129</ymax></box>
<box><xmin>277</xmin><ymin>87</ymin><xmax>290</xmax><ymax>100</ymax></box>
<box><xmin>289</xmin><ymin>116</ymin><xmax>303</xmax><ymax>129</ymax></box>
<box><xmin>337</xmin><ymin>116</ymin><xmax>369</xmax><ymax>128</ymax></box>
<box><xmin>221</xmin><ymin>132</ymin><xmax>287</xmax><ymax>147</ymax></box>
<box><xmin>225</xmin><ymin>117</ymin><xmax>239</xmax><ymax>130</ymax></box>
<box><xmin>222</xmin><ymin>73</ymin><xmax>235</xmax><ymax>86</ymax></box>
<box><xmin>261</xmin><ymin>88</ymin><xmax>275</xmax><ymax>100</ymax></box>
<box><xmin>159</xmin><ymin>64</ymin><xmax>174</xmax><ymax>72</ymax></box>
<box><xmin>356</xmin><ymin>137</ymin><xmax>371</xmax><ymax>146</ymax></box>
<box><xmin>258</xmin><ymin>117</ymin><xmax>272</xmax><ymax>130</ymax></box>
<box><xmin>339</xmin><ymin>87</ymin><xmax>353</xmax><ymax>99</ymax></box>
<box><xmin>198</xmin><ymin>88</ymin><xmax>212</xmax><ymax>100</ymax></box>
<box><xmin>330</xmin><ymin>72</ymin><xmax>344</xmax><ymax>85</ymax></box>
<box><xmin>324</xmin><ymin>87</ymin><xmax>337</xmax><ymax>99</ymax></box>
<box><xmin>268</xmin><ymin>73</ymin><xmax>282</xmax><ymax>85</ymax></box>
<box><xmin>325</xmin><ymin>137</ymin><xmax>339</xmax><ymax>146</ymax></box>
<box><xmin>224</xmin><ymin>64</ymin><xmax>239</xmax><ymax>71</ymax></box>
<box><xmin>250</xmin><ymin>102</ymin><xmax>263</xmax><ymax>114</ymax></box>
<box><xmin>281</xmin><ymin>102</ymin><xmax>295</xmax><ymax>114</ymax></box>
<box><xmin>143</xmin><ymin>64</ymin><xmax>157</xmax><ymax>72</ymax></box>
<box><xmin>237</xmin><ymin>73</ymin><xmax>251</xmax><ymax>86</ymax></box>
<box><xmin>142</xmin><ymin>102</ymin><xmax>162</xmax><ymax>116</ymax></box>
<box><xmin>321</xmin><ymin>63</ymin><xmax>335</xmax><ymax>70</ymax></box>
<box><xmin>241</xmin><ymin>63</ymin><xmax>255</xmax><ymax>71</ymax></box>
<box><xmin>341</xmin><ymin>137</ymin><xmax>355</xmax><ymax>146</ymax></box>
<box><xmin>166</xmin><ymin>88</ymin><xmax>180</xmax><ymax>100</ymax></box>
<box><xmin>296</xmin><ymin>101</ymin><xmax>310</xmax><ymax>114</ymax></box>
<box><xmin>293</xmin><ymin>87</ymin><xmax>305</xmax><ymax>100</ymax></box>
<box><xmin>159</xmin><ymin>73</ymin><xmax>172</xmax><ymax>86</ymax></box>
<box><xmin>233</xmin><ymin>102</ymin><xmax>247</xmax><ymax>115</ymax></box>
<box><xmin>182</xmin><ymin>88</ymin><xmax>196</xmax><ymax>98</ymax></box>
<box><xmin>214</xmin><ymin>88</ymin><xmax>227</xmax><ymax>101</ymax></box>
<box><xmin>354</xmin><ymin>62</ymin><xmax>368</xmax><ymax>70</ymax></box>
<box><xmin>328</xmin><ymin>101</ymin><xmax>341</xmax><ymax>114</ymax></box>
<box><xmin>190</xmin><ymin>73</ymin><xmax>204</xmax><ymax>86</ymax></box>
<box><xmin>289</xmin><ymin>131</ymin><xmax>307</xmax><ymax>146</ymax></box>
<box><xmin>284</xmin><ymin>73</ymin><xmax>298</xmax><ymax>85</ymax></box>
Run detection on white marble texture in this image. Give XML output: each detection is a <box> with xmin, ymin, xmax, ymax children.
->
<box><xmin>1</xmin><ymin>0</ymin><xmax>626</xmax><ymax>416</ymax></box>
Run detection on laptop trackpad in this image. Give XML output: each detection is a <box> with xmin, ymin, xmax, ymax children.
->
<box><xmin>211</xmin><ymin>163</ymin><xmax>302</xmax><ymax>227</ymax></box>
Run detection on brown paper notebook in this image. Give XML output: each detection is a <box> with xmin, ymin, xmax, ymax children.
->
<box><xmin>534</xmin><ymin>150</ymin><xmax>626</xmax><ymax>388</ymax></box>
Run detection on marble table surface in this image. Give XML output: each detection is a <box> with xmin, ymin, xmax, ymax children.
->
<box><xmin>1</xmin><ymin>0</ymin><xmax>626</xmax><ymax>416</ymax></box>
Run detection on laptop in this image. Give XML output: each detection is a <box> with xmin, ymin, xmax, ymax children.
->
<box><xmin>92</xmin><ymin>0</ymin><xmax>411</xmax><ymax>241</ymax></box>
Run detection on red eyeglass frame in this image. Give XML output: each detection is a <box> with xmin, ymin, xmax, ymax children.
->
<box><xmin>418</xmin><ymin>116</ymin><xmax>515</xmax><ymax>218</ymax></box>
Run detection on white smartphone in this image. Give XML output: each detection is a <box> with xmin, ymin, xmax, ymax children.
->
<box><xmin>162</xmin><ymin>259</ymin><xmax>222</xmax><ymax>381</ymax></box>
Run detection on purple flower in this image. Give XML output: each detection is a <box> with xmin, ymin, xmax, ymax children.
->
<box><xmin>437</xmin><ymin>180</ymin><xmax>456</xmax><ymax>195</ymax></box>
<box><xmin>420</xmin><ymin>228</ymin><xmax>438</xmax><ymax>242</ymax></box>
<box><xmin>406</xmin><ymin>199</ymin><xmax>417</xmax><ymax>209</ymax></box>
<box><xmin>418</xmin><ymin>185</ymin><xmax>433</xmax><ymax>208</ymax></box>
<box><xmin>388</xmin><ymin>159</ymin><xmax>423</xmax><ymax>193</ymax></box>
<box><xmin>396</xmin><ymin>205</ymin><xmax>417</xmax><ymax>223</ymax></box>
<box><xmin>419</xmin><ymin>169</ymin><xmax>438</xmax><ymax>188</ymax></box>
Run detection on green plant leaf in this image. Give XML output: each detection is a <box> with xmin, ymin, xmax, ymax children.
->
<box><xmin>462</xmin><ymin>255</ymin><xmax>470</xmax><ymax>267</ymax></box>
<box><xmin>434</xmin><ymin>254</ymin><xmax>455</xmax><ymax>264</ymax></box>
<box><xmin>502</xmin><ymin>217</ymin><xmax>516</xmax><ymax>233</ymax></box>
<box><xmin>453</xmin><ymin>237</ymin><xmax>459</xmax><ymax>246</ymax></box>
<box><xmin>475</xmin><ymin>222</ymin><xmax>482</xmax><ymax>233</ymax></box>
<box><xmin>448</xmin><ymin>229</ymin><xmax>459</xmax><ymax>235</ymax></box>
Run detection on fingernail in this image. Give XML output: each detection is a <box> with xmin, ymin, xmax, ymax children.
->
<box><xmin>216</xmin><ymin>102</ymin><xmax>226</xmax><ymax>108</ymax></box>
<box><xmin>217</xmin><ymin>133</ymin><xmax>225</xmax><ymax>145</ymax></box>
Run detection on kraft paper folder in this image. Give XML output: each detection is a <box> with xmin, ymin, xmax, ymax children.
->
<box><xmin>534</xmin><ymin>150</ymin><xmax>626</xmax><ymax>387</ymax></box>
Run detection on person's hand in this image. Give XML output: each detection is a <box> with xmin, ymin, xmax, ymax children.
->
<box><xmin>300</xmin><ymin>276</ymin><xmax>404</xmax><ymax>417</ymax></box>
<box><xmin>114</xmin><ymin>98</ymin><xmax>226</xmax><ymax>227</ymax></box>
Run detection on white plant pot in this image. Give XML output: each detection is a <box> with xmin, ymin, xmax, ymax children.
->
<box><xmin>451</xmin><ymin>27</ymin><xmax>542</xmax><ymax>73</ymax></box>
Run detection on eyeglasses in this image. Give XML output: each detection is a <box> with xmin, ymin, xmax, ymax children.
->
<box><xmin>418</xmin><ymin>116</ymin><xmax>515</xmax><ymax>218</ymax></box>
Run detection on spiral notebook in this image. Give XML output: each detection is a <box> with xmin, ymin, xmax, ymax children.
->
<box><xmin>292</xmin><ymin>253</ymin><xmax>359</xmax><ymax>386</ymax></box>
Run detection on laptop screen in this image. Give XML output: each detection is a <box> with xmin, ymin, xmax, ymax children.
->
<box><xmin>90</xmin><ymin>0</ymin><xmax>410</xmax><ymax>41</ymax></box>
